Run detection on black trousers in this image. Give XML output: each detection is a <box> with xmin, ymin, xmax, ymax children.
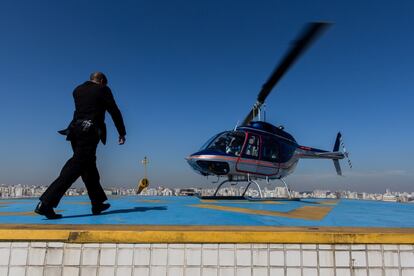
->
<box><xmin>40</xmin><ymin>126</ymin><xmax>108</xmax><ymax>207</ymax></box>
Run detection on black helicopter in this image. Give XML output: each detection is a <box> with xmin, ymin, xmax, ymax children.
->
<box><xmin>186</xmin><ymin>22</ymin><xmax>350</xmax><ymax>200</ymax></box>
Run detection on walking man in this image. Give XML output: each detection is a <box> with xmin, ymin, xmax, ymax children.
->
<box><xmin>35</xmin><ymin>72</ymin><xmax>126</xmax><ymax>219</ymax></box>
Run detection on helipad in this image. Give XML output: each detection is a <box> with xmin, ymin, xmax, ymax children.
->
<box><xmin>0</xmin><ymin>196</ymin><xmax>413</xmax><ymax>244</ymax></box>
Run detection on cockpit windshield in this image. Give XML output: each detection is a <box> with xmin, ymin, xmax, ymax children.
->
<box><xmin>202</xmin><ymin>131</ymin><xmax>246</xmax><ymax>156</ymax></box>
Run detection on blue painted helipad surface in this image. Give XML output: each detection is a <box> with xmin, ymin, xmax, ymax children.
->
<box><xmin>0</xmin><ymin>196</ymin><xmax>414</xmax><ymax>228</ymax></box>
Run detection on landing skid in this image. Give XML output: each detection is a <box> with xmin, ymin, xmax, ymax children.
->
<box><xmin>197</xmin><ymin>178</ymin><xmax>300</xmax><ymax>201</ymax></box>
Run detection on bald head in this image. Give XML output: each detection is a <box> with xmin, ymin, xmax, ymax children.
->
<box><xmin>90</xmin><ymin>72</ymin><xmax>108</xmax><ymax>86</ymax></box>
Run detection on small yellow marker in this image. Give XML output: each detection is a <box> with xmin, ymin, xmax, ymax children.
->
<box><xmin>137</xmin><ymin>156</ymin><xmax>149</xmax><ymax>194</ymax></box>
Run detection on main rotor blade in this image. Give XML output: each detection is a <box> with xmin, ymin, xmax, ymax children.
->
<box><xmin>242</xmin><ymin>22</ymin><xmax>330</xmax><ymax>125</ymax></box>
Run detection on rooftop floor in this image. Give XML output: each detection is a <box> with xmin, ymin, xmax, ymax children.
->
<box><xmin>0</xmin><ymin>196</ymin><xmax>413</xmax><ymax>243</ymax></box>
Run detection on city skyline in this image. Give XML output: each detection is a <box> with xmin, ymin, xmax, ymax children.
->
<box><xmin>1</xmin><ymin>1</ymin><xmax>413</xmax><ymax>192</ymax></box>
<box><xmin>1</xmin><ymin>183</ymin><xmax>413</xmax><ymax>203</ymax></box>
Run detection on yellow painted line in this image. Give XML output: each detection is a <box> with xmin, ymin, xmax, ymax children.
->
<box><xmin>64</xmin><ymin>202</ymin><xmax>90</xmax><ymax>205</ymax></box>
<box><xmin>0</xmin><ymin>225</ymin><xmax>413</xmax><ymax>244</ymax></box>
<box><xmin>129</xmin><ymin>200</ymin><xmax>164</xmax><ymax>203</ymax></box>
<box><xmin>0</xmin><ymin>212</ymin><xmax>38</xmax><ymax>217</ymax></box>
<box><xmin>190</xmin><ymin>204</ymin><xmax>333</xmax><ymax>220</ymax></box>
<box><xmin>0</xmin><ymin>201</ymin><xmax>33</xmax><ymax>205</ymax></box>
<box><xmin>200</xmin><ymin>200</ymin><xmax>282</xmax><ymax>204</ymax></box>
<box><xmin>0</xmin><ymin>210</ymin><xmax>64</xmax><ymax>217</ymax></box>
<box><xmin>316</xmin><ymin>200</ymin><xmax>339</xmax><ymax>205</ymax></box>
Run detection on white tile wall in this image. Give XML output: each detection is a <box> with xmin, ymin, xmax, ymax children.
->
<box><xmin>219</xmin><ymin>267</ymin><xmax>234</xmax><ymax>276</ymax></box>
<box><xmin>98</xmin><ymin>266</ymin><xmax>115</xmax><ymax>276</ymax></box>
<box><xmin>351</xmin><ymin>251</ymin><xmax>367</xmax><ymax>267</ymax></box>
<box><xmin>302</xmin><ymin>250</ymin><xmax>317</xmax><ymax>267</ymax></box>
<box><xmin>185</xmin><ymin>267</ymin><xmax>200</xmax><ymax>276</ymax></box>
<box><xmin>218</xmin><ymin>249</ymin><xmax>234</xmax><ymax>266</ymax></box>
<box><xmin>168</xmin><ymin>248</ymin><xmax>184</xmax><ymax>266</ymax></box>
<box><xmin>28</xmin><ymin>247</ymin><xmax>46</xmax><ymax>266</ymax></box>
<box><xmin>236</xmin><ymin>249</ymin><xmax>251</xmax><ymax>266</ymax></box>
<box><xmin>202</xmin><ymin>267</ymin><xmax>218</xmax><ymax>276</ymax></box>
<box><xmin>81</xmin><ymin>248</ymin><xmax>99</xmax><ymax>266</ymax></box>
<box><xmin>269</xmin><ymin>250</ymin><xmax>284</xmax><ymax>266</ymax></box>
<box><xmin>384</xmin><ymin>251</ymin><xmax>399</xmax><ymax>267</ymax></box>
<box><xmin>80</xmin><ymin>266</ymin><xmax>97</xmax><ymax>276</ymax></box>
<box><xmin>0</xmin><ymin>242</ymin><xmax>412</xmax><ymax>275</ymax></box>
<box><xmin>27</xmin><ymin>266</ymin><xmax>43</xmax><ymax>276</ymax></box>
<box><xmin>62</xmin><ymin>266</ymin><xmax>79</xmax><ymax>276</ymax></box>
<box><xmin>335</xmin><ymin>251</ymin><xmax>350</xmax><ymax>267</ymax></box>
<box><xmin>10</xmin><ymin>248</ymin><xmax>27</xmax><ymax>266</ymax></box>
<box><xmin>150</xmin><ymin>266</ymin><xmax>167</xmax><ymax>276</ymax></box>
<box><xmin>63</xmin><ymin>248</ymin><xmax>81</xmax><ymax>266</ymax></box>
<box><xmin>336</xmin><ymin>268</ymin><xmax>352</xmax><ymax>276</ymax></box>
<box><xmin>400</xmin><ymin>251</ymin><xmax>414</xmax><ymax>267</ymax></box>
<box><xmin>367</xmin><ymin>251</ymin><xmax>382</xmax><ymax>267</ymax></box>
<box><xmin>286</xmin><ymin>250</ymin><xmax>301</xmax><ymax>266</ymax></box>
<box><xmin>100</xmin><ymin>248</ymin><xmax>116</xmax><ymax>266</ymax></box>
<box><xmin>45</xmin><ymin>248</ymin><xmax>63</xmax><ymax>265</ymax></box>
<box><xmin>202</xmin><ymin>248</ymin><xmax>218</xmax><ymax>266</ymax></box>
<box><xmin>116</xmin><ymin>267</ymin><xmax>132</xmax><ymax>275</ymax></box>
<box><xmin>151</xmin><ymin>248</ymin><xmax>167</xmax><ymax>266</ymax></box>
<box><xmin>0</xmin><ymin>248</ymin><xmax>10</xmax><ymax>266</ymax></box>
<box><xmin>168</xmin><ymin>267</ymin><xmax>184</xmax><ymax>276</ymax></box>
<box><xmin>303</xmin><ymin>268</ymin><xmax>318</xmax><ymax>276</ymax></box>
<box><xmin>252</xmin><ymin>249</ymin><xmax>268</xmax><ymax>266</ymax></box>
<box><xmin>319</xmin><ymin>250</ymin><xmax>334</xmax><ymax>267</ymax></box>
<box><xmin>286</xmin><ymin>267</ymin><xmax>301</xmax><ymax>276</ymax></box>
<box><xmin>252</xmin><ymin>267</ymin><xmax>267</xmax><ymax>276</ymax></box>
<box><xmin>236</xmin><ymin>267</ymin><xmax>251</xmax><ymax>276</ymax></box>
<box><xmin>369</xmin><ymin>268</ymin><xmax>383</xmax><ymax>276</ymax></box>
<box><xmin>0</xmin><ymin>267</ymin><xmax>8</xmax><ymax>276</ymax></box>
<box><xmin>134</xmin><ymin>267</ymin><xmax>149</xmax><ymax>276</ymax></box>
<box><xmin>9</xmin><ymin>266</ymin><xmax>25</xmax><ymax>276</ymax></box>
<box><xmin>185</xmin><ymin>248</ymin><xmax>201</xmax><ymax>266</ymax></box>
<box><xmin>134</xmin><ymin>246</ymin><xmax>150</xmax><ymax>266</ymax></box>
<box><xmin>117</xmin><ymin>248</ymin><xmax>133</xmax><ymax>266</ymax></box>
<box><xmin>44</xmin><ymin>266</ymin><xmax>62</xmax><ymax>276</ymax></box>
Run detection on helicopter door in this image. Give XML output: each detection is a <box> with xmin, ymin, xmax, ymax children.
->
<box><xmin>236</xmin><ymin>133</ymin><xmax>260</xmax><ymax>174</ymax></box>
<box><xmin>257</xmin><ymin>135</ymin><xmax>280</xmax><ymax>176</ymax></box>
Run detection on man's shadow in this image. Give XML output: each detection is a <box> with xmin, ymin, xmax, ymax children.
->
<box><xmin>58</xmin><ymin>206</ymin><xmax>168</xmax><ymax>219</ymax></box>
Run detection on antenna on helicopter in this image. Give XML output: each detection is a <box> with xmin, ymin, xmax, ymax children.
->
<box><xmin>233</xmin><ymin>121</ymin><xmax>240</xmax><ymax>131</ymax></box>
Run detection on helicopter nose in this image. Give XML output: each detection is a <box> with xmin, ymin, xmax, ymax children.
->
<box><xmin>186</xmin><ymin>155</ymin><xmax>208</xmax><ymax>176</ymax></box>
<box><xmin>186</xmin><ymin>153</ymin><xmax>230</xmax><ymax>176</ymax></box>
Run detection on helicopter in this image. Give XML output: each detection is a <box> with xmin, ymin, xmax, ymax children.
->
<box><xmin>186</xmin><ymin>22</ymin><xmax>351</xmax><ymax>200</ymax></box>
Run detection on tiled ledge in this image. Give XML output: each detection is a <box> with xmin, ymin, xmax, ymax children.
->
<box><xmin>0</xmin><ymin>242</ymin><xmax>413</xmax><ymax>276</ymax></box>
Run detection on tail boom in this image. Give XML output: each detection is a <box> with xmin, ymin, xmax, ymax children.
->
<box><xmin>295</xmin><ymin>132</ymin><xmax>345</xmax><ymax>175</ymax></box>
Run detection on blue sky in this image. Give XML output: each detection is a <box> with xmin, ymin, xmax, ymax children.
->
<box><xmin>0</xmin><ymin>0</ymin><xmax>413</xmax><ymax>192</ymax></box>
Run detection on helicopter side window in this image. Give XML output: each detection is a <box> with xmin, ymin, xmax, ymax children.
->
<box><xmin>261</xmin><ymin>136</ymin><xmax>279</xmax><ymax>163</ymax></box>
<box><xmin>242</xmin><ymin>134</ymin><xmax>260</xmax><ymax>159</ymax></box>
<box><xmin>206</xmin><ymin>131</ymin><xmax>245</xmax><ymax>156</ymax></box>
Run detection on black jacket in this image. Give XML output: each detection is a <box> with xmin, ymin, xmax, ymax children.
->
<box><xmin>60</xmin><ymin>81</ymin><xmax>126</xmax><ymax>144</ymax></box>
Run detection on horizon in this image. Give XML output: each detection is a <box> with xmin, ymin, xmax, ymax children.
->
<box><xmin>1</xmin><ymin>1</ymin><xmax>413</xmax><ymax>193</ymax></box>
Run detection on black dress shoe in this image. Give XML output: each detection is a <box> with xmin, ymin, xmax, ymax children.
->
<box><xmin>34</xmin><ymin>202</ymin><xmax>62</xmax><ymax>219</ymax></box>
<box><xmin>92</xmin><ymin>203</ymin><xmax>110</xmax><ymax>215</ymax></box>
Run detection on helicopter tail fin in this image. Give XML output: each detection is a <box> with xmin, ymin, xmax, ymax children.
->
<box><xmin>296</xmin><ymin>132</ymin><xmax>351</xmax><ymax>176</ymax></box>
<box><xmin>333</xmin><ymin>132</ymin><xmax>342</xmax><ymax>175</ymax></box>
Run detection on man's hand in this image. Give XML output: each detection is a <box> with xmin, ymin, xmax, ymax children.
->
<box><xmin>119</xmin><ymin>136</ymin><xmax>126</xmax><ymax>145</ymax></box>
